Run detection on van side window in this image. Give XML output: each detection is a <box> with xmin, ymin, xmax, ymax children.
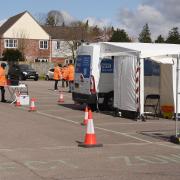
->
<box><xmin>75</xmin><ymin>55</ymin><xmax>91</xmax><ymax>78</ymax></box>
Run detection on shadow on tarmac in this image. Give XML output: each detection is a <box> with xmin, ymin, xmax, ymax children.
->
<box><xmin>138</xmin><ymin>130</ymin><xmax>174</xmax><ymax>142</ymax></box>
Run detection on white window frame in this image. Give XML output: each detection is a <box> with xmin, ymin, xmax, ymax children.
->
<box><xmin>39</xmin><ymin>40</ymin><xmax>48</xmax><ymax>49</ymax></box>
<box><xmin>4</xmin><ymin>39</ymin><xmax>18</xmax><ymax>48</ymax></box>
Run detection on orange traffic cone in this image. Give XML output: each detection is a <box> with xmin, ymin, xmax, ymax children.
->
<box><xmin>15</xmin><ymin>93</ymin><xmax>21</xmax><ymax>107</ymax></box>
<box><xmin>58</xmin><ymin>91</ymin><xmax>64</xmax><ymax>103</ymax></box>
<box><xmin>78</xmin><ymin>109</ymin><xmax>103</xmax><ymax>148</ymax></box>
<box><xmin>29</xmin><ymin>98</ymin><xmax>37</xmax><ymax>112</ymax></box>
<box><xmin>81</xmin><ymin>106</ymin><xmax>89</xmax><ymax>126</ymax></box>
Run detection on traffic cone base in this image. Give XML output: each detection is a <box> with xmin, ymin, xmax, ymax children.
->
<box><xmin>78</xmin><ymin>141</ymin><xmax>103</xmax><ymax>148</ymax></box>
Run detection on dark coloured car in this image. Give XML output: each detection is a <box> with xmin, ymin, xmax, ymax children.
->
<box><xmin>8</xmin><ymin>64</ymin><xmax>39</xmax><ymax>81</ymax></box>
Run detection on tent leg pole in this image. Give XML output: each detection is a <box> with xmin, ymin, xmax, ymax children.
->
<box><xmin>170</xmin><ymin>54</ymin><xmax>180</xmax><ymax>144</ymax></box>
<box><xmin>175</xmin><ymin>54</ymin><xmax>179</xmax><ymax>137</ymax></box>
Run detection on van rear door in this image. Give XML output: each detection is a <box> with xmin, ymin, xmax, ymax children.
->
<box><xmin>74</xmin><ymin>55</ymin><xmax>91</xmax><ymax>94</ymax></box>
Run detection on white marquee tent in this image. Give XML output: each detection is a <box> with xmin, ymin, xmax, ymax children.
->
<box><xmin>100</xmin><ymin>42</ymin><xmax>180</xmax><ymax>133</ymax></box>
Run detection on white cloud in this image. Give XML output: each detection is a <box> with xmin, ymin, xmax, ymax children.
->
<box><xmin>61</xmin><ymin>10</ymin><xmax>76</xmax><ymax>25</ymax></box>
<box><xmin>117</xmin><ymin>0</ymin><xmax>180</xmax><ymax>40</ymax></box>
<box><xmin>83</xmin><ymin>17</ymin><xmax>112</xmax><ymax>28</ymax></box>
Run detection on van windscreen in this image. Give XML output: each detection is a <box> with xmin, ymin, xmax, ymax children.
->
<box><xmin>75</xmin><ymin>55</ymin><xmax>91</xmax><ymax>78</ymax></box>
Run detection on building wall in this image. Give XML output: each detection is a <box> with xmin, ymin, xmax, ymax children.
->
<box><xmin>51</xmin><ymin>57</ymin><xmax>65</xmax><ymax>64</ymax></box>
<box><xmin>3</xmin><ymin>12</ymin><xmax>50</xmax><ymax>40</ymax></box>
<box><xmin>0</xmin><ymin>38</ymin><xmax>50</xmax><ymax>62</ymax></box>
<box><xmin>52</xmin><ymin>40</ymin><xmax>72</xmax><ymax>58</ymax></box>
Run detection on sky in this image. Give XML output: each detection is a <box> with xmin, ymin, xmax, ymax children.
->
<box><xmin>0</xmin><ymin>0</ymin><xmax>180</xmax><ymax>40</ymax></box>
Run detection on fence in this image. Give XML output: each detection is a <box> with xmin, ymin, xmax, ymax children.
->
<box><xmin>0</xmin><ymin>61</ymin><xmax>54</xmax><ymax>79</ymax></box>
<box><xmin>29</xmin><ymin>62</ymin><xmax>54</xmax><ymax>77</ymax></box>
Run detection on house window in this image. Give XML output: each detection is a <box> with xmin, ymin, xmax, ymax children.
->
<box><xmin>39</xmin><ymin>40</ymin><xmax>48</xmax><ymax>49</ymax></box>
<box><xmin>56</xmin><ymin>41</ymin><xmax>60</xmax><ymax>49</ymax></box>
<box><xmin>4</xmin><ymin>39</ymin><xmax>18</xmax><ymax>48</ymax></box>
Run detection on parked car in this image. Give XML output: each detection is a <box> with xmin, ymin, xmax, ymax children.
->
<box><xmin>8</xmin><ymin>64</ymin><xmax>39</xmax><ymax>81</ymax></box>
<box><xmin>45</xmin><ymin>68</ymin><xmax>54</xmax><ymax>80</ymax></box>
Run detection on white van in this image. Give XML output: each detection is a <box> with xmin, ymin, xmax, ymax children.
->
<box><xmin>72</xmin><ymin>43</ymin><xmax>114</xmax><ymax>110</ymax></box>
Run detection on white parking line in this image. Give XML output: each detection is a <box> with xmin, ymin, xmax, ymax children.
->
<box><xmin>36</xmin><ymin>110</ymin><xmax>153</xmax><ymax>144</ymax></box>
<box><xmin>37</xmin><ymin>111</ymin><xmax>79</xmax><ymax>125</ymax></box>
<box><xmin>95</xmin><ymin>126</ymin><xmax>153</xmax><ymax>143</ymax></box>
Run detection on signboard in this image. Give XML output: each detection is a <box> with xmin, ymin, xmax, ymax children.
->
<box><xmin>75</xmin><ymin>55</ymin><xmax>91</xmax><ymax>78</ymax></box>
<box><xmin>101</xmin><ymin>58</ymin><xmax>114</xmax><ymax>73</ymax></box>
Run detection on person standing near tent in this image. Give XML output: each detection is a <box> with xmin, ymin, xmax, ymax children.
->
<box><xmin>53</xmin><ymin>63</ymin><xmax>62</xmax><ymax>91</ymax></box>
<box><xmin>67</xmin><ymin>60</ymin><xmax>74</xmax><ymax>93</ymax></box>
<box><xmin>0</xmin><ymin>63</ymin><xmax>7</xmax><ymax>102</ymax></box>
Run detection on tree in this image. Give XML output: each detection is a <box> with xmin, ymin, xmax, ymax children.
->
<box><xmin>2</xmin><ymin>49</ymin><xmax>23</xmax><ymax>62</ymax></box>
<box><xmin>46</xmin><ymin>10</ymin><xmax>64</xmax><ymax>26</ymax></box>
<box><xmin>138</xmin><ymin>23</ymin><xmax>152</xmax><ymax>43</ymax></box>
<box><xmin>155</xmin><ymin>35</ymin><xmax>165</xmax><ymax>43</ymax></box>
<box><xmin>109</xmin><ymin>28</ymin><xmax>131</xmax><ymax>42</ymax></box>
<box><xmin>166</xmin><ymin>27</ymin><xmax>180</xmax><ymax>44</ymax></box>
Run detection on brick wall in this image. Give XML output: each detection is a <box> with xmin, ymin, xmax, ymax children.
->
<box><xmin>0</xmin><ymin>38</ymin><xmax>50</xmax><ymax>62</ymax></box>
<box><xmin>51</xmin><ymin>57</ymin><xmax>65</xmax><ymax>64</ymax></box>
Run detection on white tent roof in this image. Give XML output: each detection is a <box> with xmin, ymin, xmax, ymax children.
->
<box><xmin>101</xmin><ymin>42</ymin><xmax>180</xmax><ymax>63</ymax></box>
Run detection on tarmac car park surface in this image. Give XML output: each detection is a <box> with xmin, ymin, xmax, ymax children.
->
<box><xmin>0</xmin><ymin>80</ymin><xmax>180</xmax><ymax>180</ymax></box>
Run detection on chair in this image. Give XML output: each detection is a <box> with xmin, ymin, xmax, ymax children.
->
<box><xmin>144</xmin><ymin>94</ymin><xmax>160</xmax><ymax>119</ymax></box>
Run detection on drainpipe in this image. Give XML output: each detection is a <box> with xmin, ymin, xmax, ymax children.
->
<box><xmin>49</xmin><ymin>36</ymin><xmax>52</xmax><ymax>62</ymax></box>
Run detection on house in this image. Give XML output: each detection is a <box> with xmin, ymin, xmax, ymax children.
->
<box><xmin>0</xmin><ymin>11</ymin><xmax>97</xmax><ymax>64</ymax></box>
<box><xmin>0</xmin><ymin>11</ymin><xmax>51</xmax><ymax>62</ymax></box>
<box><xmin>42</xmin><ymin>26</ymin><xmax>85</xmax><ymax>64</ymax></box>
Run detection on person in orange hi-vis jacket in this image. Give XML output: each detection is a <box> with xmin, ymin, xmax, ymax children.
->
<box><xmin>67</xmin><ymin>60</ymin><xmax>74</xmax><ymax>93</ymax></box>
<box><xmin>0</xmin><ymin>63</ymin><xmax>7</xmax><ymax>102</ymax></box>
<box><xmin>62</xmin><ymin>64</ymin><xmax>69</xmax><ymax>88</ymax></box>
<box><xmin>53</xmin><ymin>63</ymin><xmax>62</xmax><ymax>91</ymax></box>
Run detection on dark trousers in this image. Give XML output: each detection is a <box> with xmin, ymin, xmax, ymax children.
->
<box><xmin>69</xmin><ymin>81</ymin><xmax>74</xmax><ymax>92</ymax></box>
<box><xmin>62</xmin><ymin>79</ymin><xmax>68</xmax><ymax>87</ymax></box>
<box><xmin>0</xmin><ymin>86</ymin><xmax>5</xmax><ymax>101</ymax></box>
<box><xmin>54</xmin><ymin>80</ymin><xmax>59</xmax><ymax>90</ymax></box>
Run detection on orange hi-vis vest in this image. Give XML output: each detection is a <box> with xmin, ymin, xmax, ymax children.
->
<box><xmin>54</xmin><ymin>66</ymin><xmax>61</xmax><ymax>80</ymax></box>
<box><xmin>0</xmin><ymin>67</ymin><xmax>7</xmax><ymax>86</ymax></box>
<box><xmin>62</xmin><ymin>66</ymin><xmax>68</xmax><ymax>80</ymax></box>
<box><xmin>68</xmin><ymin>64</ymin><xmax>74</xmax><ymax>81</ymax></box>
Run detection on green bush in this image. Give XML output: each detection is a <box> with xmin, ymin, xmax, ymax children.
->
<box><xmin>2</xmin><ymin>49</ymin><xmax>24</xmax><ymax>62</ymax></box>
